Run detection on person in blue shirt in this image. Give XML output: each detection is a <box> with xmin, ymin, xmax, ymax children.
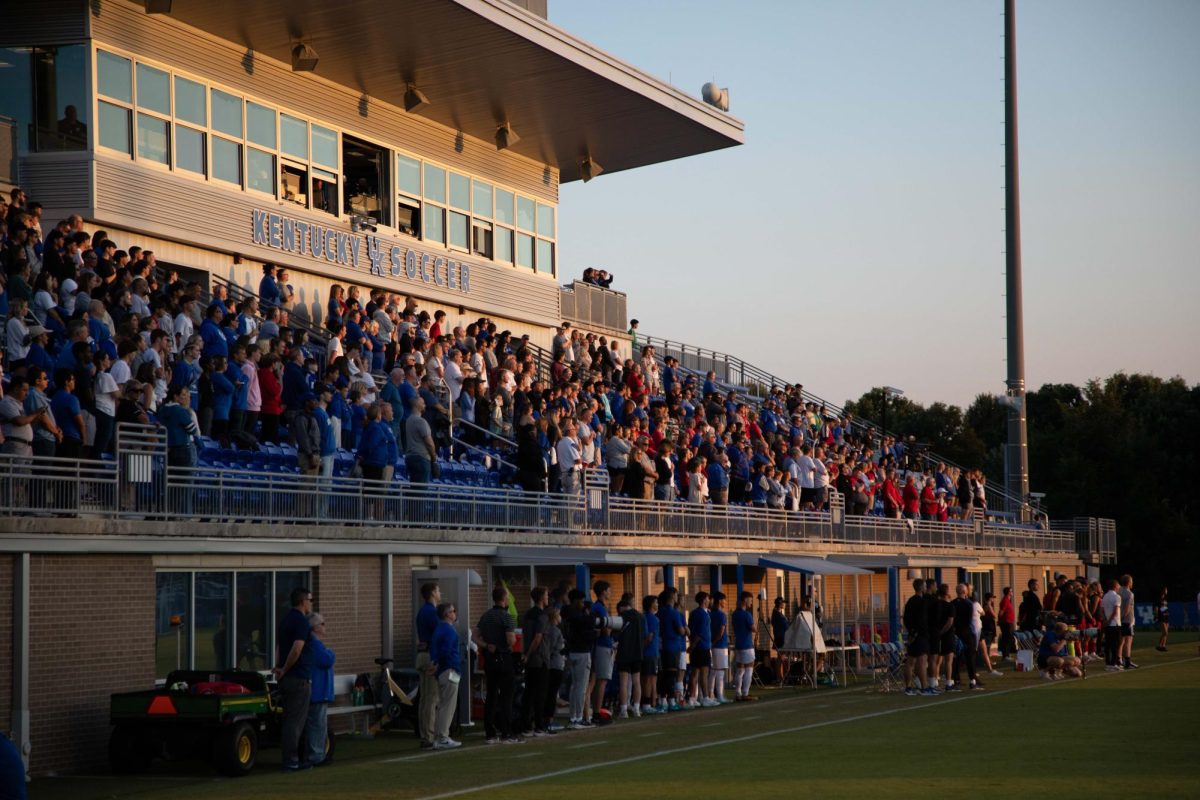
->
<box><xmin>731</xmin><ymin>591</ymin><xmax>758</xmax><ymax>701</ymax></box>
<box><xmin>0</xmin><ymin>730</ymin><xmax>26</xmax><ymax>800</ymax></box>
<box><xmin>414</xmin><ymin>582</ymin><xmax>442</xmax><ymax>748</ymax></box>
<box><xmin>209</xmin><ymin>356</ymin><xmax>234</xmax><ymax>446</ymax></box>
<box><xmin>272</xmin><ymin>586</ymin><xmax>313</xmax><ymax>771</ymax></box>
<box><xmin>280</xmin><ymin>348</ymin><xmax>308</xmax><ymax>430</ymax></box>
<box><xmin>258</xmin><ymin>264</ymin><xmax>281</xmax><ymax>310</ymax></box>
<box><xmin>588</xmin><ymin>581</ymin><xmax>614</xmax><ymax>724</ymax></box>
<box><xmin>50</xmin><ymin>370</ymin><xmax>84</xmax><ymax>459</ymax></box>
<box><xmin>313</xmin><ymin>385</ymin><xmax>336</xmax><ymax>477</ymax></box>
<box><xmin>703</xmin><ymin>371</ymin><xmax>717</xmax><ymax>397</ymax></box>
<box><xmin>709</xmin><ymin>592</ymin><xmax>730</xmax><ymax>703</ymax></box>
<box><xmin>380</xmin><ymin>369</ymin><xmax>405</xmax><ymax>439</ymax></box>
<box><xmin>707</xmin><ymin>454</ymin><xmax>730</xmax><ymax>506</ymax></box>
<box><xmin>662</xmin><ymin>358</ymin><xmax>676</xmax><ymax>396</ymax></box>
<box><xmin>158</xmin><ymin>385</ymin><xmax>200</xmax><ymax>466</ymax></box>
<box><xmin>1037</xmin><ymin>621</ymin><xmax>1081</xmax><ymax>679</ymax></box>
<box><xmin>303</xmin><ymin>612</ymin><xmax>336</xmax><ymax>768</ymax></box>
<box><xmin>355</xmin><ymin>404</ymin><xmax>392</xmax><ymax>481</ymax></box>
<box><xmin>687</xmin><ymin>592</ymin><xmax>715</xmax><ymax>707</ymax></box>
<box><xmin>656</xmin><ymin>587</ymin><xmax>687</xmax><ymax>711</ymax></box>
<box><xmin>640</xmin><ymin>594</ymin><xmax>661</xmax><ymax>715</ymax></box>
<box><xmin>428</xmin><ymin>603</ymin><xmax>463</xmax><ymax>749</ymax></box>
<box><xmin>726</xmin><ymin>435</ymin><xmax>750</xmax><ymax>503</ymax></box>
<box><xmin>171</xmin><ymin>345</ymin><xmax>201</xmax><ymax>411</ymax></box>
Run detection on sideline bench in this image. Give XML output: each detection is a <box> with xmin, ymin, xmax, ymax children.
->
<box><xmin>326</xmin><ymin>673</ymin><xmax>374</xmax><ymax>737</ymax></box>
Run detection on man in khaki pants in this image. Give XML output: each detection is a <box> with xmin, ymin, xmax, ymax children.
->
<box><xmin>415</xmin><ymin>583</ymin><xmax>441</xmax><ymax>748</ymax></box>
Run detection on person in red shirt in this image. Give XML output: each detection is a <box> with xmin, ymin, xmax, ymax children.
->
<box><xmin>920</xmin><ymin>479</ymin><xmax>939</xmax><ymax>520</ymax></box>
<box><xmin>882</xmin><ymin>468</ymin><xmax>903</xmax><ymax>518</ymax></box>
<box><xmin>257</xmin><ymin>353</ymin><xmax>284</xmax><ymax>443</ymax></box>
<box><xmin>998</xmin><ymin>587</ymin><xmax>1017</xmax><ymax>659</ymax></box>
<box><xmin>901</xmin><ymin>474</ymin><xmax>921</xmax><ymax>520</ymax></box>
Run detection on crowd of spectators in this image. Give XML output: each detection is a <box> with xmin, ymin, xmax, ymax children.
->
<box><xmin>1</xmin><ymin>188</ymin><xmax>990</xmax><ymax>524</ymax></box>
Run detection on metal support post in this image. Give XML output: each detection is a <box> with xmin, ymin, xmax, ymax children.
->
<box><xmin>887</xmin><ymin>567</ymin><xmax>900</xmax><ymax>644</ymax></box>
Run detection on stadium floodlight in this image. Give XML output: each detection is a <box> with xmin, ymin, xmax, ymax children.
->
<box><xmin>494</xmin><ymin>122</ymin><xmax>520</xmax><ymax>151</ymax></box>
<box><xmin>701</xmin><ymin>82</ymin><xmax>730</xmax><ymax>112</ymax></box>
<box><xmin>291</xmin><ymin>43</ymin><xmax>319</xmax><ymax>72</ymax></box>
<box><xmin>143</xmin><ymin>0</ymin><xmax>172</xmax><ymax>12</ymax></box>
<box><xmin>404</xmin><ymin>84</ymin><xmax>431</xmax><ymax>113</ymax></box>
<box><xmin>579</xmin><ymin>156</ymin><xmax>603</xmax><ymax>182</ymax></box>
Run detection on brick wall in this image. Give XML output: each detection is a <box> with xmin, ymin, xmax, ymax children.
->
<box><xmin>392</xmin><ymin>559</ymin><xmax>414</xmax><ymax>668</ymax></box>
<box><xmin>317</xmin><ymin>556</ymin><xmax>382</xmax><ymax>683</ymax></box>
<box><xmin>0</xmin><ymin>554</ymin><xmax>12</xmax><ymax>733</ymax></box>
<box><xmin>28</xmin><ymin>555</ymin><xmax>156</xmax><ymax>775</ymax></box>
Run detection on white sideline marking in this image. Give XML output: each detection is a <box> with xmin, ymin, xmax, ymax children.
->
<box><xmin>511</xmin><ymin>751</ymin><xmax>542</xmax><ymax>759</ymax></box>
<box><xmin>566</xmin><ymin>740</ymin><xmax>608</xmax><ymax>749</ymax></box>
<box><xmin>410</xmin><ymin>658</ymin><xmax>1197</xmax><ymax>800</ymax></box>
<box><xmin>638</xmin><ymin>732</ymin><xmax>664</xmax><ymax>737</ymax></box>
<box><xmin>699</xmin><ymin>722</ymin><xmax>723</xmax><ymax>728</ymax></box>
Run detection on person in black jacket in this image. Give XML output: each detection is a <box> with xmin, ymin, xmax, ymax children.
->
<box><xmin>515</xmin><ymin>423</ymin><xmax>546</xmax><ymax>492</ymax></box>
<box><xmin>1019</xmin><ymin>578</ymin><xmax>1043</xmax><ymax>631</ymax></box>
<box><xmin>902</xmin><ymin>579</ymin><xmax>929</xmax><ymax>696</ymax></box>
<box><xmin>562</xmin><ymin>589</ymin><xmax>598</xmax><ymax>729</ymax></box>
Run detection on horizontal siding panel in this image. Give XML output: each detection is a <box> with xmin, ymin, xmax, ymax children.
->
<box><xmin>89</xmin><ymin>1</ymin><xmax>558</xmax><ymax>202</ymax></box>
<box><xmin>18</xmin><ymin>154</ymin><xmax>92</xmax><ymax>218</ymax></box>
<box><xmin>93</xmin><ymin>156</ymin><xmax>561</xmax><ymax>328</ymax></box>
<box><xmin>0</xmin><ymin>0</ymin><xmax>88</xmax><ymax>46</ymax></box>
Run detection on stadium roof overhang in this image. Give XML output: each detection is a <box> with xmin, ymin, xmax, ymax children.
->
<box><xmin>831</xmin><ymin>554</ymin><xmax>982</xmax><ymax>569</ymax></box>
<box><xmin>145</xmin><ymin>0</ymin><xmax>745</xmax><ymax>182</ymax></box>
<box><xmin>739</xmin><ymin>554</ymin><xmax>873</xmax><ymax>576</ymax></box>
<box><xmin>493</xmin><ymin>546</ymin><xmax>740</xmax><ymax>566</ymax></box>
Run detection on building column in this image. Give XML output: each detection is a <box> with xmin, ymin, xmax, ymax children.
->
<box><xmin>663</xmin><ymin>564</ymin><xmax>674</xmax><ymax>589</ymax></box>
<box><xmin>957</xmin><ymin>567</ymin><xmax>969</xmax><ymax>587</ymax></box>
<box><xmin>933</xmin><ymin>568</ymin><xmax>943</xmax><ymax>587</ymax></box>
<box><xmin>735</xmin><ymin>564</ymin><xmax>745</xmax><ymax>598</ymax></box>
<box><xmin>575</xmin><ymin>563</ymin><xmax>591</xmax><ymax>594</ymax></box>
<box><xmin>381</xmin><ymin>554</ymin><xmax>394</xmax><ymax>658</ymax></box>
<box><xmin>887</xmin><ymin>566</ymin><xmax>900</xmax><ymax>644</ymax></box>
<box><xmin>709</xmin><ymin>565</ymin><xmax>721</xmax><ymax>594</ymax></box>
<box><xmin>14</xmin><ymin>552</ymin><xmax>31</xmax><ymax>777</ymax></box>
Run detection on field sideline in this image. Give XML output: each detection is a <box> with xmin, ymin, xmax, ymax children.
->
<box><xmin>31</xmin><ymin>635</ymin><xmax>1199</xmax><ymax>800</ymax></box>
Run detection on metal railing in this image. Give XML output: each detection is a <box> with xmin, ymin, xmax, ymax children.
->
<box><xmin>560</xmin><ymin>281</ymin><xmax>628</xmax><ymax>333</ymax></box>
<box><xmin>1050</xmin><ymin>517</ymin><xmax>1117</xmax><ymax>564</ymax></box>
<box><xmin>0</xmin><ymin>451</ymin><xmax>1101</xmax><ymax>557</ymax></box>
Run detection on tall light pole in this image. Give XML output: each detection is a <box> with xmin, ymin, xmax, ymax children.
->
<box><xmin>1004</xmin><ymin>0</ymin><xmax>1030</xmax><ymax>519</ymax></box>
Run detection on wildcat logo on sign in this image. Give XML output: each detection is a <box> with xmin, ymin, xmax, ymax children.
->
<box><xmin>251</xmin><ymin>209</ymin><xmax>471</xmax><ymax>294</ymax></box>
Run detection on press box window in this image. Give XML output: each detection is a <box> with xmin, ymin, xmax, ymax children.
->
<box><xmin>22</xmin><ymin>45</ymin><xmax>89</xmax><ymax>152</ymax></box>
<box><xmin>397</xmin><ymin>196</ymin><xmax>421</xmax><ymax>238</ymax></box>
<box><xmin>281</xmin><ymin>162</ymin><xmax>308</xmax><ymax>207</ymax></box>
<box><xmin>342</xmin><ymin>134</ymin><xmax>389</xmax><ymax>226</ymax></box>
<box><xmin>96</xmin><ymin>50</ymin><xmax>132</xmax><ymax>155</ymax></box>
<box><xmin>472</xmin><ymin>220</ymin><xmax>493</xmax><ymax>259</ymax></box>
<box><xmin>448</xmin><ymin>211</ymin><xmax>469</xmax><ymax>250</ymax></box>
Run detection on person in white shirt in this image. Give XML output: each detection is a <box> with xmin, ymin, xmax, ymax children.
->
<box><xmin>556</xmin><ymin>420</ymin><xmax>582</xmax><ymax>496</ymax></box>
<box><xmin>443</xmin><ymin>348</ymin><xmax>466</xmax><ymax>403</ymax></box>
<box><xmin>1100</xmin><ymin>579</ymin><xmax>1123</xmax><ymax>671</ymax></box>
<box><xmin>5</xmin><ymin>299</ymin><xmax>31</xmax><ymax>364</ymax></box>
<box><xmin>812</xmin><ymin>446</ymin><xmax>830</xmax><ymax>508</ymax></box>
<box><xmin>173</xmin><ymin>298</ymin><xmax>195</xmax><ymax>353</ymax></box>
<box><xmin>130</xmin><ymin>278</ymin><xmax>151</xmax><ymax>318</ymax></box>
<box><xmin>109</xmin><ymin>340</ymin><xmax>138</xmax><ymax>388</ymax></box>
<box><xmin>796</xmin><ymin>444</ymin><xmax>817</xmax><ymax>510</ymax></box>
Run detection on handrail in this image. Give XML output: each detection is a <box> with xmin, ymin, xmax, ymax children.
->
<box><xmin>0</xmin><ymin>452</ymin><xmax>1107</xmax><ymax>558</ymax></box>
<box><xmin>449</xmin><ymin>436</ymin><xmax>519</xmax><ymax>473</ymax></box>
<box><xmin>454</xmin><ymin>417</ymin><xmax>516</xmax><ymax>449</ymax></box>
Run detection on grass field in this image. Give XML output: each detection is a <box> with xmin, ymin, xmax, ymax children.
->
<box><xmin>32</xmin><ymin>635</ymin><xmax>1199</xmax><ymax>800</ymax></box>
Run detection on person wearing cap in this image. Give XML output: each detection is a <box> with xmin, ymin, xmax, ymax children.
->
<box><xmin>24</xmin><ymin>367</ymin><xmax>61</xmax><ymax>460</ymax></box>
<box><xmin>302</xmin><ymin>611</ymin><xmax>336</xmax><ymax>767</ymax></box>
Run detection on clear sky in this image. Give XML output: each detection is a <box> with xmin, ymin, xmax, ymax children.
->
<box><xmin>550</xmin><ymin>0</ymin><xmax>1200</xmax><ymax>409</ymax></box>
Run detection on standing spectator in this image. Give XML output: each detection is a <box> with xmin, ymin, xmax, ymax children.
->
<box><xmin>902</xmin><ymin>580</ymin><xmax>930</xmax><ymax>695</ymax></box>
<box><xmin>615</xmin><ymin>593</ymin><xmax>646</xmax><ymax>718</ymax></box>
<box><xmin>555</xmin><ymin>419</ymin><xmax>581</xmax><ymax>495</ymax></box>
<box><xmin>640</xmin><ymin>594</ymin><xmax>661</xmax><ymax>715</ymax></box>
<box><xmin>292</xmin><ymin>393</ymin><xmax>321</xmax><ymax>478</ymax></box>
<box><xmin>1</xmin><ymin>376</ymin><xmax>44</xmax><ymax>461</ymax></box>
<box><xmin>709</xmin><ymin>592</ymin><xmax>729</xmax><ymax>703</ymax></box>
<box><xmin>657</xmin><ymin>587</ymin><xmax>686</xmax><ymax>712</ymax></box>
<box><xmin>563</xmin><ymin>588</ymin><xmax>597</xmax><ymax>729</ymax></box>
<box><xmin>51</xmin><ymin>370</ymin><xmax>84</xmax><ymax>459</ymax></box>
<box><xmin>1101</xmin><ymin>578</ymin><xmax>1123</xmax><ymax>671</ymax></box>
<box><xmin>429</xmin><ymin>603</ymin><xmax>462</xmax><ymax>749</ymax></box>
<box><xmin>472</xmin><ymin>586</ymin><xmax>521</xmax><ymax>744</ymax></box>
<box><xmin>587</xmin><ymin>581</ymin><xmax>615</xmax><ymax>724</ymax></box>
<box><xmin>404</xmin><ymin>395</ymin><xmax>435</xmax><ymax>484</ymax></box>
<box><xmin>1018</xmin><ymin>578</ymin><xmax>1042</xmax><ymax>631</ymax></box>
<box><xmin>257</xmin><ymin>354</ymin><xmax>283</xmax><ymax>443</ymax></box>
<box><xmin>258</xmin><ymin>264</ymin><xmax>280</xmax><ymax>310</ymax></box>
<box><xmin>273</xmin><ymin>587</ymin><xmax>314</xmax><ymax>771</ymax></box>
<box><xmin>414</xmin><ymin>582</ymin><xmax>441</xmax><ymax>749</ymax></box>
<box><xmin>24</xmin><ymin>368</ymin><xmax>61</xmax><ymax>459</ymax></box>
<box><xmin>771</xmin><ymin>597</ymin><xmax>789</xmax><ymax>686</ymax></box>
<box><xmin>949</xmin><ymin>584</ymin><xmax>983</xmax><ymax>691</ymax></box>
<box><xmin>303</xmin><ymin>612</ymin><xmax>335</xmax><ymax>767</ymax></box>
<box><xmin>998</xmin><ymin>587</ymin><xmax>1016</xmax><ymax>660</ymax></box>
<box><xmin>604</xmin><ymin>424</ymin><xmax>631</xmax><ymax>493</ymax></box>
<box><xmin>519</xmin><ymin>587</ymin><xmax>550</xmax><ymax>737</ymax></box>
<box><xmin>91</xmin><ymin>351</ymin><xmax>118</xmax><ymax>458</ymax></box>
<box><xmin>539</xmin><ymin>606</ymin><xmax>566</xmax><ymax>733</ymax></box>
<box><xmin>1155</xmin><ymin>587</ymin><xmax>1170</xmax><ymax>652</ymax></box>
<box><xmin>1118</xmin><ymin>574</ymin><xmax>1136</xmax><ymax>669</ymax></box>
<box><xmin>687</xmin><ymin>592</ymin><xmax>715</xmax><ymax>707</ymax></box>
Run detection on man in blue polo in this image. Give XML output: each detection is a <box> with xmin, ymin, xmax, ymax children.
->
<box><xmin>687</xmin><ymin>592</ymin><xmax>716</xmax><ymax>707</ymax></box>
<box><xmin>709</xmin><ymin>592</ymin><xmax>730</xmax><ymax>703</ymax></box>
<box><xmin>588</xmin><ymin>580</ymin><xmax>614</xmax><ymax>724</ymax></box>
<box><xmin>415</xmin><ymin>582</ymin><xmax>441</xmax><ymax>748</ymax></box>
<box><xmin>273</xmin><ymin>586</ymin><xmax>314</xmax><ymax>771</ymax></box>
<box><xmin>732</xmin><ymin>592</ymin><xmax>758</xmax><ymax>701</ymax></box>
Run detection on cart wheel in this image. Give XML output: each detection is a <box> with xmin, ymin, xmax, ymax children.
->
<box><xmin>213</xmin><ymin>721</ymin><xmax>257</xmax><ymax>776</ymax></box>
<box><xmin>322</xmin><ymin>729</ymin><xmax>336</xmax><ymax>763</ymax></box>
<box><xmin>108</xmin><ymin>724</ymin><xmax>153</xmax><ymax>774</ymax></box>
